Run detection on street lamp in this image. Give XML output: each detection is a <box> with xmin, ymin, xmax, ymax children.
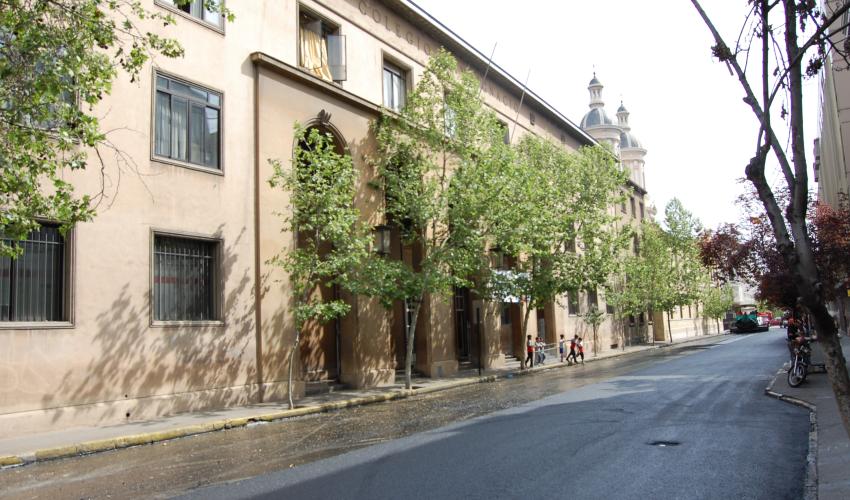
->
<box><xmin>373</xmin><ymin>225</ymin><xmax>391</xmax><ymax>256</ymax></box>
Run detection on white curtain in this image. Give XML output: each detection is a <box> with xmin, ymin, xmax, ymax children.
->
<box><xmin>300</xmin><ymin>28</ymin><xmax>332</xmax><ymax>81</ymax></box>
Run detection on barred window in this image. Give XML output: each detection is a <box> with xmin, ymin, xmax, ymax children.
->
<box><xmin>154</xmin><ymin>73</ymin><xmax>221</xmax><ymax>170</ymax></box>
<box><xmin>567</xmin><ymin>290</ymin><xmax>579</xmax><ymax>316</ymax></box>
<box><xmin>587</xmin><ymin>288</ymin><xmax>598</xmax><ymax>309</ymax></box>
<box><xmin>0</xmin><ymin>224</ymin><xmax>66</xmax><ymax>322</ymax></box>
<box><xmin>153</xmin><ymin>235</ymin><xmax>218</xmax><ymax>322</ymax></box>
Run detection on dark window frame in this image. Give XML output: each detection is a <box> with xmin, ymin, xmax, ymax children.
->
<box><xmin>152</xmin><ymin>71</ymin><xmax>223</xmax><ymax>174</ymax></box>
<box><xmin>0</xmin><ymin>222</ymin><xmax>73</xmax><ymax>326</ymax></box>
<box><xmin>155</xmin><ymin>0</ymin><xmax>226</xmax><ymax>32</ymax></box>
<box><xmin>382</xmin><ymin>58</ymin><xmax>408</xmax><ymax>112</ymax></box>
<box><xmin>151</xmin><ymin>231</ymin><xmax>223</xmax><ymax>326</ymax></box>
<box><xmin>298</xmin><ymin>8</ymin><xmax>347</xmax><ymax>83</ymax></box>
<box><xmin>567</xmin><ymin>289</ymin><xmax>580</xmax><ymax>316</ymax></box>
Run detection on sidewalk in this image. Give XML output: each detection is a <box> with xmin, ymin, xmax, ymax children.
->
<box><xmin>765</xmin><ymin>335</ymin><xmax>850</xmax><ymax>500</ymax></box>
<box><xmin>0</xmin><ymin>332</ymin><xmax>725</xmax><ymax>468</ymax></box>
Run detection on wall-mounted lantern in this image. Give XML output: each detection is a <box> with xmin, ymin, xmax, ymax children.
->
<box><xmin>373</xmin><ymin>225</ymin><xmax>391</xmax><ymax>256</ymax></box>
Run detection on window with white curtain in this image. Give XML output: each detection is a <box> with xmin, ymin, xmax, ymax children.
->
<box><xmin>299</xmin><ymin>11</ymin><xmax>346</xmax><ymax>83</ymax></box>
<box><xmin>154</xmin><ymin>73</ymin><xmax>221</xmax><ymax>170</ymax></box>
<box><xmin>382</xmin><ymin>61</ymin><xmax>407</xmax><ymax>111</ymax></box>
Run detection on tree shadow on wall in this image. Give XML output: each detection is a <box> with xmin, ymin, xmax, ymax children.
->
<box><xmin>42</xmin><ymin>225</ymin><xmax>258</xmax><ymax>424</ymax></box>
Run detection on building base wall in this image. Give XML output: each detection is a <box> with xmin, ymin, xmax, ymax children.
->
<box><xmin>0</xmin><ymin>382</ymin><xmax>280</xmax><ymax>440</ymax></box>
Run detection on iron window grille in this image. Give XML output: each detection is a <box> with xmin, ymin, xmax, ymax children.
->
<box><xmin>0</xmin><ymin>224</ymin><xmax>66</xmax><ymax>322</ymax></box>
<box><xmin>153</xmin><ymin>235</ymin><xmax>218</xmax><ymax>322</ymax></box>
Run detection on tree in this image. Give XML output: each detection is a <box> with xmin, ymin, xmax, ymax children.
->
<box><xmin>268</xmin><ymin>126</ymin><xmax>372</xmax><ymax>409</ymax></box>
<box><xmin>582</xmin><ymin>305</ymin><xmax>606</xmax><ymax>357</ymax></box>
<box><xmin>690</xmin><ymin>0</ymin><xmax>850</xmax><ymax>436</ymax></box>
<box><xmin>486</xmin><ymin>137</ymin><xmax>628</xmax><ymax>365</ymax></box>
<box><xmin>610</xmin><ymin>200</ymin><xmax>705</xmax><ymax>343</ymax></box>
<box><xmin>371</xmin><ymin>49</ymin><xmax>505</xmax><ymax>389</ymax></box>
<box><xmin>0</xmin><ymin>0</ymin><xmax>231</xmax><ymax>256</ymax></box>
<box><xmin>700</xmin><ymin>282</ymin><xmax>734</xmax><ymax>333</ymax></box>
<box><xmin>812</xmin><ymin>194</ymin><xmax>850</xmax><ymax>333</ymax></box>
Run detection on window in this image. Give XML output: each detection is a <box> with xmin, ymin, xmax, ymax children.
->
<box><xmin>299</xmin><ymin>11</ymin><xmax>346</xmax><ymax>83</ymax></box>
<box><xmin>160</xmin><ymin>0</ymin><xmax>222</xmax><ymax>28</ymax></box>
<box><xmin>382</xmin><ymin>61</ymin><xmax>407</xmax><ymax>112</ymax></box>
<box><xmin>154</xmin><ymin>74</ymin><xmax>221</xmax><ymax>170</ymax></box>
<box><xmin>639</xmin><ymin>202</ymin><xmax>645</xmax><ymax>220</ymax></box>
<box><xmin>633</xmin><ymin>235</ymin><xmax>640</xmax><ymax>255</ymax></box>
<box><xmin>621</xmin><ymin>199</ymin><xmax>627</xmax><ymax>213</ymax></box>
<box><xmin>567</xmin><ymin>290</ymin><xmax>579</xmax><ymax>315</ymax></box>
<box><xmin>587</xmin><ymin>288</ymin><xmax>598</xmax><ymax>310</ymax></box>
<box><xmin>630</xmin><ymin>197</ymin><xmax>636</xmax><ymax>217</ymax></box>
<box><xmin>606</xmin><ymin>303</ymin><xmax>614</xmax><ymax>315</ymax></box>
<box><xmin>529</xmin><ymin>112</ymin><xmax>536</xmax><ymax>126</ymax></box>
<box><xmin>153</xmin><ymin>235</ymin><xmax>218</xmax><ymax>322</ymax></box>
<box><xmin>501</xmin><ymin>303</ymin><xmax>511</xmax><ymax>326</ymax></box>
<box><xmin>444</xmin><ymin>99</ymin><xmax>457</xmax><ymax>138</ymax></box>
<box><xmin>1</xmin><ymin>224</ymin><xmax>67</xmax><ymax>322</ymax></box>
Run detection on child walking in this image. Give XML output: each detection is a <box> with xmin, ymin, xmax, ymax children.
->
<box><xmin>525</xmin><ymin>335</ymin><xmax>534</xmax><ymax>368</ymax></box>
<box><xmin>559</xmin><ymin>334</ymin><xmax>566</xmax><ymax>363</ymax></box>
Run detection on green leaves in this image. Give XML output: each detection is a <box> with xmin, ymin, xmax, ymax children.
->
<box><xmin>371</xmin><ymin>48</ymin><xmax>506</xmax><ymax>304</ymax></box>
<box><xmin>269</xmin><ymin>125</ymin><xmax>372</xmax><ymax>330</ymax></box>
<box><xmin>0</xmin><ymin>0</ymin><xmax>231</xmax><ymax>256</ymax></box>
<box><xmin>486</xmin><ymin>135</ymin><xmax>629</xmax><ymax>313</ymax></box>
<box><xmin>609</xmin><ymin>200</ymin><xmax>711</xmax><ymax>318</ymax></box>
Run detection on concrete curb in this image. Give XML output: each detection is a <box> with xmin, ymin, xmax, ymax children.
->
<box><xmin>0</xmin><ymin>332</ymin><xmax>728</xmax><ymax>469</ymax></box>
<box><xmin>764</xmin><ymin>368</ymin><xmax>818</xmax><ymax>500</ymax></box>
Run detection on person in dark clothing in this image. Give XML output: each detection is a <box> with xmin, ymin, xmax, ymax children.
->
<box><xmin>525</xmin><ymin>335</ymin><xmax>534</xmax><ymax>368</ymax></box>
<box><xmin>567</xmin><ymin>335</ymin><xmax>578</xmax><ymax>364</ymax></box>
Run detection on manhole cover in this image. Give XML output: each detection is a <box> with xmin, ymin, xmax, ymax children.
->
<box><xmin>648</xmin><ymin>440</ymin><xmax>681</xmax><ymax>447</ymax></box>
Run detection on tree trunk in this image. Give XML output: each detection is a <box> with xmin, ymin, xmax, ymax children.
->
<box><xmin>592</xmin><ymin>325</ymin><xmax>599</xmax><ymax>357</ymax></box>
<box><xmin>838</xmin><ymin>293</ymin><xmax>848</xmax><ymax>337</ymax></box>
<box><xmin>667</xmin><ymin>311</ymin><xmax>673</xmax><ymax>343</ymax></box>
<box><xmin>520</xmin><ymin>301</ymin><xmax>533</xmax><ymax>369</ymax></box>
<box><xmin>405</xmin><ymin>296</ymin><xmax>423</xmax><ymax>390</ymax></box>
<box><xmin>807</xmin><ymin>298</ymin><xmax>850</xmax><ymax>437</ymax></box>
<box><xmin>287</xmin><ymin>328</ymin><xmax>301</xmax><ymax>410</ymax></box>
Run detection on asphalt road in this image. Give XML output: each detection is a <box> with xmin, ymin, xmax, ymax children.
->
<box><xmin>0</xmin><ymin>331</ymin><xmax>807</xmax><ymax>499</ymax></box>
<box><xmin>179</xmin><ymin>331</ymin><xmax>807</xmax><ymax>500</ymax></box>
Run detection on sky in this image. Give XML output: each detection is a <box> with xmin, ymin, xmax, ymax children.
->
<box><xmin>412</xmin><ymin>0</ymin><xmax>822</xmax><ymax>230</ymax></box>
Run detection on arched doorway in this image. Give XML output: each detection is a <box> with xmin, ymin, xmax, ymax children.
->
<box><xmin>295</xmin><ymin>122</ymin><xmax>348</xmax><ymax>383</ymax></box>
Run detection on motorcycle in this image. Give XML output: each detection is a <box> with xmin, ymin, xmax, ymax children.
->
<box><xmin>787</xmin><ymin>337</ymin><xmax>812</xmax><ymax>387</ymax></box>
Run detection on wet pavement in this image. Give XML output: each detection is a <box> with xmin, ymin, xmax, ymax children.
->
<box><xmin>0</xmin><ymin>334</ymin><xmax>802</xmax><ymax>499</ymax></box>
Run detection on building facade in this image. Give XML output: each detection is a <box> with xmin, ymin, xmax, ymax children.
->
<box><xmin>0</xmin><ymin>0</ymin><xmax>609</xmax><ymax>436</ymax></box>
<box><xmin>815</xmin><ymin>0</ymin><xmax>850</xmax><ymax>330</ymax></box>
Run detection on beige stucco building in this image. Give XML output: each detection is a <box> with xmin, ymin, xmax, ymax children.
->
<box><xmin>0</xmin><ymin>0</ymin><xmax>701</xmax><ymax>437</ymax></box>
<box><xmin>815</xmin><ymin>0</ymin><xmax>850</xmax><ymax>330</ymax></box>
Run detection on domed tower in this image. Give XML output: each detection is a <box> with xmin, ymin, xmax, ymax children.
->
<box><xmin>616</xmin><ymin>101</ymin><xmax>647</xmax><ymax>191</ymax></box>
<box><xmin>579</xmin><ymin>73</ymin><xmax>621</xmax><ymax>150</ymax></box>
